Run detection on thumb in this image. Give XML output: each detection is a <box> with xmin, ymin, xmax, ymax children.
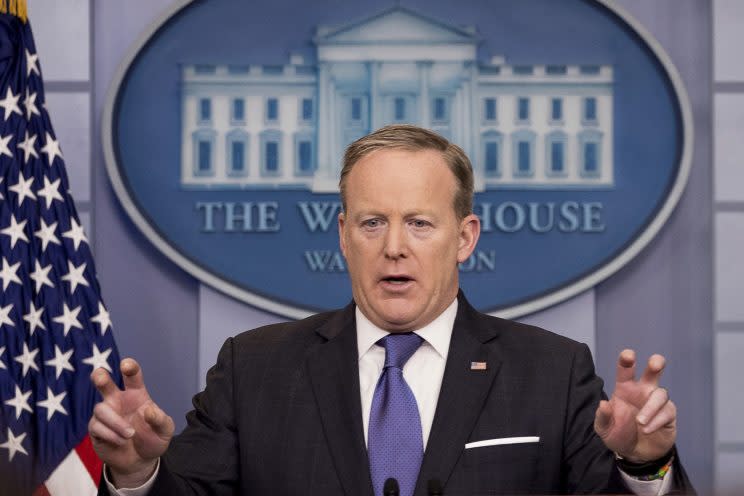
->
<box><xmin>594</xmin><ymin>399</ymin><xmax>614</xmax><ymax>437</ymax></box>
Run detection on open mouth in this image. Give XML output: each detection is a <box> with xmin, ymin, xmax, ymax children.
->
<box><xmin>381</xmin><ymin>276</ymin><xmax>413</xmax><ymax>285</ymax></box>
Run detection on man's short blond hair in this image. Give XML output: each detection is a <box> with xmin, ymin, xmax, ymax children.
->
<box><xmin>339</xmin><ymin>124</ymin><xmax>474</xmax><ymax>219</ymax></box>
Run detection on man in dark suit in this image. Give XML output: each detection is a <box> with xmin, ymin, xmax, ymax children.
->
<box><xmin>90</xmin><ymin>125</ymin><xmax>691</xmax><ymax>495</ymax></box>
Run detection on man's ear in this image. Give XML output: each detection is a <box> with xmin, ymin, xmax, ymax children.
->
<box><xmin>456</xmin><ymin>213</ymin><xmax>481</xmax><ymax>263</ymax></box>
<box><xmin>338</xmin><ymin>212</ymin><xmax>347</xmax><ymax>257</ymax></box>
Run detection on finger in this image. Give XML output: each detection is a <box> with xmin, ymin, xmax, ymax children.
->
<box><xmin>615</xmin><ymin>349</ymin><xmax>636</xmax><ymax>384</ymax></box>
<box><xmin>594</xmin><ymin>399</ymin><xmax>614</xmax><ymax>437</ymax></box>
<box><xmin>92</xmin><ymin>402</ymin><xmax>135</xmax><ymax>439</ymax></box>
<box><xmin>636</xmin><ymin>387</ymin><xmax>669</xmax><ymax>426</ymax></box>
<box><xmin>121</xmin><ymin>358</ymin><xmax>146</xmax><ymax>391</ymax></box>
<box><xmin>91</xmin><ymin>368</ymin><xmax>120</xmax><ymax>400</ymax></box>
<box><xmin>642</xmin><ymin>400</ymin><xmax>677</xmax><ymax>435</ymax></box>
<box><xmin>89</xmin><ymin>417</ymin><xmax>128</xmax><ymax>447</ymax></box>
<box><xmin>144</xmin><ymin>404</ymin><xmax>175</xmax><ymax>438</ymax></box>
<box><xmin>640</xmin><ymin>354</ymin><xmax>666</xmax><ymax>387</ymax></box>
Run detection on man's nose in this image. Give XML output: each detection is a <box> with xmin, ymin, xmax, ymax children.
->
<box><xmin>383</xmin><ymin>222</ymin><xmax>408</xmax><ymax>259</ymax></box>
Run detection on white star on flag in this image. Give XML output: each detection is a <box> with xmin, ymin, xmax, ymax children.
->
<box><xmin>0</xmin><ymin>257</ymin><xmax>22</xmax><ymax>291</ymax></box>
<box><xmin>62</xmin><ymin>218</ymin><xmax>88</xmax><ymax>250</ymax></box>
<box><xmin>29</xmin><ymin>260</ymin><xmax>54</xmax><ymax>293</ymax></box>
<box><xmin>40</xmin><ymin>132</ymin><xmax>63</xmax><ymax>166</ymax></box>
<box><xmin>23</xmin><ymin>301</ymin><xmax>46</xmax><ymax>335</ymax></box>
<box><xmin>30</xmin><ymin>261</ymin><xmax>54</xmax><ymax>294</ymax></box>
<box><xmin>0</xmin><ymin>133</ymin><xmax>13</xmax><ymax>158</ymax></box>
<box><xmin>36</xmin><ymin>388</ymin><xmax>68</xmax><ymax>421</ymax></box>
<box><xmin>9</xmin><ymin>172</ymin><xmax>36</xmax><ymax>206</ymax></box>
<box><xmin>34</xmin><ymin>219</ymin><xmax>60</xmax><ymax>252</ymax></box>
<box><xmin>1</xmin><ymin>214</ymin><xmax>30</xmax><ymax>248</ymax></box>
<box><xmin>25</xmin><ymin>49</ymin><xmax>40</xmax><ymax>78</ymax></box>
<box><xmin>82</xmin><ymin>344</ymin><xmax>113</xmax><ymax>373</ymax></box>
<box><xmin>14</xmin><ymin>342</ymin><xmax>40</xmax><ymax>377</ymax></box>
<box><xmin>4</xmin><ymin>385</ymin><xmax>33</xmax><ymax>419</ymax></box>
<box><xmin>44</xmin><ymin>345</ymin><xmax>75</xmax><ymax>379</ymax></box>
<box><xmin>0</xmin><ymin>87</ymin><xmax>21</xmax><ymax>120</ymax></box>
<box><xmin>0</xmin><ymin>428</ymin><xmax>28</xmax><ymax>462</ymax></box>
<box><xmin>23</xmin><ymin>88</ymin><xmax>40</xmax><ymax>121</ymax></box>
<box><xmin>0</xmin><ymin>345</ymin><xmax>5</xmax><ymax>369</ymax></box>
<box><xmin>36</xmin><ymin>175</ymin><xmax>64</xmax><ymax>209</ymax></box>
<box><xmin>16</xmin><ymin>130</ymin><xmax>38</xmax><ymax>163</ymax></box>
<box><xmin>0</xmin><ymin>302</ymin><xmax>14</xmax><ymax>329</ymax></box>
<box><xmin>52</xmin><ymin>303</ymin><xmax>83</xmax><ymax>336</ymax></box>
<box><xmin>61</xmin><ymin>260</ymin><xmax>89</xmax><ymax>293</ymax></box>
<box><xmin>91</xmin><ymin>302</ymin><xmax>113</xmax><ymax>335</ymax></box>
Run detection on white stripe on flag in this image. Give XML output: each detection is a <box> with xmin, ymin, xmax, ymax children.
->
<box><xmin>45</xmin><ymin>449</ymin><xmax>97</xmax><ymax>496</ymax></box>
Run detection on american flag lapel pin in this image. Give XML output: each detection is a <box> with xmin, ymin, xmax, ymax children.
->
<box><xmin>470</xmin><ymin>361</ymin><xmax>487</xmax><ymax>371</ymax></box>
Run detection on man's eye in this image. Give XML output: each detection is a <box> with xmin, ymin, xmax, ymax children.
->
<box><xmin>363</xmin><ymin>219</ymin><xmax>381</xmax><ymax>228</ymax></box>
<box><xmin>411</xmin><ymin>219</ymin><xmax>429</xmax><ymax>228</ymax></box>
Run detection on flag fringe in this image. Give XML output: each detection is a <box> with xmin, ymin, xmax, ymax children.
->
<box><xmin>0</xmin><ymin>0</ymin><xmax>27</xmax><ymax>23</ymax></box>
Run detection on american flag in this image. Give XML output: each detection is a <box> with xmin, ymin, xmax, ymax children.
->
<box><xmin>0</xmin><ymin>8</ymin><xmax>121</xmax><ymax>496</ymax></box>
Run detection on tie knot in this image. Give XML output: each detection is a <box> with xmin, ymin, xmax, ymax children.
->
<box><xmin>379</xmin><ymin>333</ymin><xmax>423</xmax><ymax>369</ymax></box>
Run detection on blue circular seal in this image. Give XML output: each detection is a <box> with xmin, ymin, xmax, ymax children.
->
<box><xmin>103</xmin><ymin>0</ymin><xmax>692</xmax><ymax>318</ymax></box>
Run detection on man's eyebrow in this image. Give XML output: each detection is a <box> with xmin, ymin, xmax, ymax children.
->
<box><xmin>404</xmin><ymin>210</ymin><xmax>436</xmax><ymax>217</ymax></box>
<box><xmin>350</xmin><ymin>210</ymin><xmax>438</xmax><ymax>222</ymax></box>
<box><xmin>350</xmin><ymin>210</ymin><xmax>387</xmax><ymax>220</ymax></box>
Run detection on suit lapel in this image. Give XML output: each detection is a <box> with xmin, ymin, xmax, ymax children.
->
<box><xmin>306</xmin><ymin>304</ymin><xmax>373</xmax><ymax>496</ymax></box>
<box><xmin>415</xmin><ymin>294</ymin><xmax>503</xmax><ymax>493</ymax></box>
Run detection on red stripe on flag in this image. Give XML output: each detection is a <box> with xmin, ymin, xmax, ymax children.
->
<box><xmin>32</xmin><ymin>484</ymin><xmax>51</xmax><ymax>496</ymax></box>
<box><xmin>74</xmin><ymin>434</ymin><xmax>103</xmax><ymax>486</ymax></box>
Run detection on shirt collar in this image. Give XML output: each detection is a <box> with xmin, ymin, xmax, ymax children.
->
<box><xmin>356</xmin><ymin>298</ymin><xmax>458</xmax><ymax>361</ymax></box>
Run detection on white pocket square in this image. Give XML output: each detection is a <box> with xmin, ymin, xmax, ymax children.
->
<box><xmin>465</xmin><ymin>436</ymin><xmax>540</xmax><ymax>449</ymax></box>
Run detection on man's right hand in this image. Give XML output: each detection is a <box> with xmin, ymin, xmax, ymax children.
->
<box><xmin>88</xmin><ymin>358</ymin><xmax>175</xmax><ymax>488</ymax></box>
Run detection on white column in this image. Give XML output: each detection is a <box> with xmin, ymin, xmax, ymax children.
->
<box><xmin>454</xmin><ymin>87</ymin><xmax>464</xmax><ymax>147</ymax></box>
<box><xmin>369</xmin><ymin>62</ymin><xmax>381</xmax><ymax>130</ymax></box>
<box><xmin>317</xmin><ymin>62</ymin><xmax>331</xmax><ymax>177</ymax></box>
<box><xmin>418</xmin><ymin>61</ymin><xmax>432</xmax><ymax>128</ymax></box>
<box><xmin>313</xmin><ymin>62</ymin><xmax>337</xmax><ymax>191</ymax></box>
<box><xmin>329</xmin><ymin>79</ymin><xmax>339</xmax><ymax>181</ymax></box>
<box><xmin>469</xmin><ymin>62</ymin><xmax>480</xmax><ymax>160</ymax></box>
<box><xmin>214</xmin><ymin>96</ymin><xmax>226</xmax><ymax>182</ymax></box>
<box><xmin>462</xmin><ymin>63</ymin><xmax>473</xmax><ymax>159</ymax></box>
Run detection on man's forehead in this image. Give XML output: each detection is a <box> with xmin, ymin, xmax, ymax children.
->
<box><xmin>346</xmin><ymin>148</ymin><xmax>452</xmax><ymax>184</ymax></box>
<box><xmin>344</xmin><ymin>163</ymin><xmax>457</xmax><ymax>220</ymax></box>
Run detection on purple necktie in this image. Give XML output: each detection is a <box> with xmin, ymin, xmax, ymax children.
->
<box><xmin>368</xmin><ymin>333</ymin><xmax>424</xmax><ymax>496</ymax></box>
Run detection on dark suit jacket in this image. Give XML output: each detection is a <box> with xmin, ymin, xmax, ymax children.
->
<box><xmin>100</xmin><ymin>293</ymin><xmax>693</xmax><ymax>495</ymax></box>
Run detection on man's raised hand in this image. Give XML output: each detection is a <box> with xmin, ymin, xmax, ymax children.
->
<box><xmin>88</xmin><ymin>358</ymin><xmax>175</xmax><ymax>488</ymax></box>
<box><xmin>594</xmin><ymin>349</ymin><xmax>677</xmax><ymax>462</ymax></box>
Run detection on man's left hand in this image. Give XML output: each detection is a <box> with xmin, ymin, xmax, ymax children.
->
<box><xmin>594</xmin><ymin>349</ymin><xmax>676</xmax><ymax>462</ymax></box>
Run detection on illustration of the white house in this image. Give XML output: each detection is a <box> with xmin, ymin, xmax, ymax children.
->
<box><xmin>180</xmin><ymin>6</ymin><xmax>613</xmax><ymax>192</ymax></box>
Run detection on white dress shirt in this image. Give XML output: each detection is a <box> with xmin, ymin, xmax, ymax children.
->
<box><xmin>107</xmin><ymin>297</ymin><xmax>670</xmax><ymax>495</ymax></box>
<box><xmin>357</xmin><ymin>299</ymin><xmax>457</xmax><ymax>449</ymax></box>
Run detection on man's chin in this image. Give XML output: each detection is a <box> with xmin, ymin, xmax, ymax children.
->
<box><xmin>373</xmin><ymin>305</ymin><xmax>423</xmax><ymax>332</ymax></box>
